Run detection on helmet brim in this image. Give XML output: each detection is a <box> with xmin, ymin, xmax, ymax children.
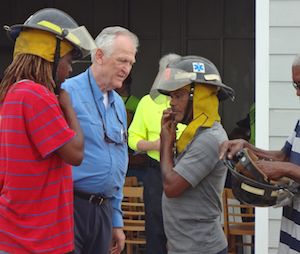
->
<box><xmin>149</xmin><ymin>67</ymin><xmax>235</xmax><ymax>103</ymax></box>
<box><xmin>5</xmin><ymin>24</ymin><xmax>96</xmax><ymax>60</ymax></box>
<box><xmin>223</xmin><ymin>159</ymin><xmax>291</xmax><ymax>207</ymax></box>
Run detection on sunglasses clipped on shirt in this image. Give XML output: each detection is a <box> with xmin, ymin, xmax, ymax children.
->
<box><xmin>292</xmin><ymin>81</ymin><xmax>300</xmax><ymax>90</ymax></box>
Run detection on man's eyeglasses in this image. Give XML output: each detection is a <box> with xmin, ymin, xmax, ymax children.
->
<box><xmin>292</xmin><ymin>81</ymin><xmax>300</xmax><ymax>90</ymax></box>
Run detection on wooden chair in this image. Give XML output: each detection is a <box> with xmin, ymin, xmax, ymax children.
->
<box><xmin>124</xmin><ymin>176</ymin><xmax>139</xmax><ymax>187</ymax></box>
<box><xmin>122</xmin><ymin>186</ymin><xmax>146</xmax><ymax>254</ymax></box>
<box><xmin>222</xmin><ymin>188</ymin><xmax>255</xmax><ymax>254</ymax></box>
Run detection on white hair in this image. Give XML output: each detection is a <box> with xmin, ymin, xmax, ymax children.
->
<box><xmin>91</xmin><ymin>26</ymin><xmax>139</xmax><ymax>62</ymax></box>
<box><xmin>293</xmin><ymin>54</ymin><xmax>300</xmax><ymax>67</ymax></box>
<box><xmin>159</xmin><ymin>53</ymin><xmax>181</xmax><ymax>71</ymax></box>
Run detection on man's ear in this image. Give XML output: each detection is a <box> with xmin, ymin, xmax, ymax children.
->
<box><xmin>95</xmin><ymin>48</ymin><xmax>104</xmax><ymax>64</ymax></box>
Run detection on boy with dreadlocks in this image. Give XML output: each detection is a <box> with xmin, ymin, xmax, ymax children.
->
<box><xmin>150</xmin><ymin>55</ymin><xmax>235</xmax><ymax>254</ymax></box>
<box><xmin>0</xmin><ymin>8</ymin><xmax>95</xmax><ymax>254</ymax></box>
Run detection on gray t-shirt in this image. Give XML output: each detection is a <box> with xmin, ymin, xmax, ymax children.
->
<box><xmin>162</xmin><ymin>122</ymin><xmax>228</xmax><ymax>254</ymax></box>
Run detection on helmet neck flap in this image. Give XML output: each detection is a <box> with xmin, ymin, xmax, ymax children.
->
<box><xmin>4</xmin><ymin>8</ymin><xmax>96</xmax><ymax>93</ymax></box>
<box><xmin>176</xmin><ymin>83</ymin><xmax>220</xmax><ymax>154</ymax></box>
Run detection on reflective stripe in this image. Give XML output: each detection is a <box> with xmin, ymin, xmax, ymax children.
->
<box><xmin>204</xmin><ymin>74</ymin><xmax>221</xmax><ymax>81</ymax></box>
<box><xmin>241</xmin><ymin>182</ymin><xmax>265</xmax><ymax>195</ymax></box>
<box><xmin>37</xmin><ymin>20</ymin><xmax>62</xmax><ymax>34</ymax></box>
<box><xmin>37</xmin><ymin>20</ymin><xmax>80</xmax><ymax>46</ymax></box>
<box><xmin>271</xmin><ymin>190</ymin><xmax>279</xmax><ymax>197</ymax></box>
<box><xmin>241</xmin><ymin>182</ymin><xmax>278</xmax><ymax>197</ymax></box>
<box><xmin>65</xmin><ymin>32</ymin><xmax>80</xmax><ymax>45</ymax></box>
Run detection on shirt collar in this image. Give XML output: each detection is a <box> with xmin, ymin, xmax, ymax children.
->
<box><xmin>87</xmin><ymin>68</ymin><xmax>115</xmax><ymax>104</ymax></box>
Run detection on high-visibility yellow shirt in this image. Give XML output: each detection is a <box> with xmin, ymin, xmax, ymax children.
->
<box><xmin>128</xmin><ymin>94</ymin><xmax>185</xmax><ymax>161</ymax></box>
<box><xmin>121</xmin><ymin>95</ymin><xmax>140</xmax><ymax>113</ymax></box>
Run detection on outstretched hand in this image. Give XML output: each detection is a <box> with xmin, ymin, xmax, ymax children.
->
<box><xmin>219</xmin><ymin>139</ymin><xmax>247</xmax><ymax>160</ymax></box>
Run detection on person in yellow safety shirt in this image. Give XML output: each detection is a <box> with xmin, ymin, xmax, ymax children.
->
<box><xmin>249</xmin><ymin>103</ymin><xmax>255</xmax><ymax>145</ymax></box>
<box><xmin>116</xmin><ymin>73</ymin><xmax>140</xmax><ymax>127</ymax></box>
<box><xmin>128</xmin><ymin>53</ymin><xmax>186</xmax><ymax>254</ymax></box>
<box><xmin>116</xmin><ymin>74</ymin><xmax>147</xmax><ymax>183</ymax></box>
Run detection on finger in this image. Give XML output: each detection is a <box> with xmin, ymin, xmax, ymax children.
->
<box><xmin>112</xmin><ymin>246</ymin><xmax>121</xmax><ymax>254</ymax></box>
<box><xmin>162</xmin><ymin>108</ymin><xmax>172</xmax><ymax>116</ymax></box>
<box><xmin>165</xmin><ymin>107</ymin><xmax>172</xmax><ymax>113</ymax></box>
<box><xmin>110</xmin><ymin>249</ymin><xmax>117</xmax><ymax>254</ymax></box>
<box><xmin>110</xmin><ymin>246</ymin><xmax>118</xmax><ymax>254</ymax></box>
<box><xmin>161</xmin><ymin>112</ymin><xmax>172</xmax><ymax>125</ymax></box>
<box><xmin>219</xmin><ymin>142</ymin><xmax>229</xmax><ymax>160</ymax></box>
<box><xmin>226</xmin><ymin>147</ymin><xmax>241</xmax><ymax>160</ymax></box>
<box><xmin>120</xmin><ymin>241</ymin><xmax>125</xmax><ymax>251</ymax></box>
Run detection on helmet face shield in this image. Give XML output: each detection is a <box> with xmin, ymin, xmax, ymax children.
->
<box><xmin>149</xmin><ymin>55</ymin><xmax>235</xmax><ymax>102</ymax></box>
<box><xmin>66</xmin><ymin>26</ymin><xmax>96</xmax><ymax>59</ymax></box>
<box><xmin>150</xmin><ymin>68</ymin><xmax>196</xmax><ymax>102</ymax></box>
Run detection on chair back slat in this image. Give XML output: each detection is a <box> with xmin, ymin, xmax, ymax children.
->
<box><xmin>222</xmin><ymin>188</ymin><xmax>255</xmax><ymax>254</ymax></box>
<box><xmin>122</xmin><ymin>185</ymin><xmax>146</xmax><ymax>254</ymax></box>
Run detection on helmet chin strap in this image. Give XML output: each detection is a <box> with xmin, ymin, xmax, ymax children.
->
<box><xmin>181</xmin><ymin>83</ymin><xmax>194</xmax><ymax>124</ymax></box>
<box><xmin>53</xmin><ymin>29</ymin><xmax>68</xmax><ymax>95</ymax></box>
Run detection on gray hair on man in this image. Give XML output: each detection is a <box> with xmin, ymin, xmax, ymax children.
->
<box><xmin>159</xmin><ymin>53</ymin><xmax>181</xmax><ymax>71</ymax></box>
<box><xmin>91</xmin><ymin>26</ymin><xmax>139</xmax><ymax>62</ymax></box>
<box><xmin>293</xmin><ymin>54</ymin><xmax>300</xmax><ymax>67</ymax></box>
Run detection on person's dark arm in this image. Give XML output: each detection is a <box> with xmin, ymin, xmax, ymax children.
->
<box><xmin>219</xmin><ymin>138</ymin><xmax>297</xmax><ymax>184</ymax></box>
<box><xmin>219</xmin><ymin>138</ymin><xmax>287</xmax><ymax>162</ymax></box>
<box><xmin>56</xmin><ymin>89</ymin><xmax>84</xmax><ymax>165</ymax></box>
<box><xmin>256</xmin><ymin>160</ymin><xmax>300</xmax><ymax>183</ymax></box>
<box><xmin>160</xmin><ymin>109</ymin><xmax>190</xmax><ymax>198</ymax></box>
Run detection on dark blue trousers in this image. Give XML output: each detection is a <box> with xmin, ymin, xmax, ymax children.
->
<box><xmin>144</xmin><ymin>158</ymin><xmax>167</xmax><ymax>254</ymax></box>
<box><xmin>73</xmin><ymin>194</ymin><xmax>112</xmax><ymax>254</ymax></box>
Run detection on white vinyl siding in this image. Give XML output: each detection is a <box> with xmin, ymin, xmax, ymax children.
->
<box><xmin>268</xmin><ymin>0</ymin><xmax>300</xmax><ymax>253</ymax></box>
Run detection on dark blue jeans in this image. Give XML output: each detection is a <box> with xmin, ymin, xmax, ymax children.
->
<box><xmin>143</xmin><ymin>158</ymin><xmax>167</xmax><ymax>254</ymax></box>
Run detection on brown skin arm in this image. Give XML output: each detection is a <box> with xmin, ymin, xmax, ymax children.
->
<box><xmin>256</xmin><ymin>160</ymin><xmax>300</xmax><ymax>183</ymax></box>
<box><xmin>219</xmin><ymin>139</ymin><xmax>287</xmax><ymax>161</ymax></box>
<box><xmin>56</xmin><ymin>89</ymin><xmax>84</xmax><ymax>166</ymax></box>
<box><xmin>160</xmin><ymin>109</ymin><xmax>190</xmax><ymax>198</ymax></box>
